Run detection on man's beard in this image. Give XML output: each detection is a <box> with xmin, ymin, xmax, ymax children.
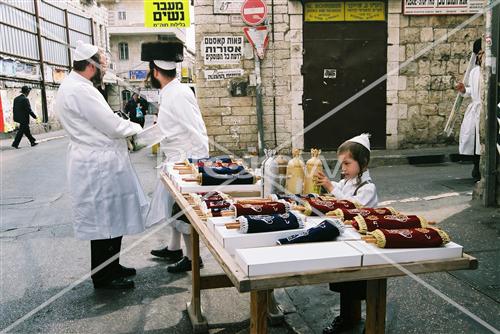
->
<box><xmin>91</xmin><ymin>67</ymin><xmax>103</xmax><ymax>86</ymax></box>
<box><xmin>149</xmin><ymin>74</ymin><xmax>161</xmax><ymax>89</ymax></box>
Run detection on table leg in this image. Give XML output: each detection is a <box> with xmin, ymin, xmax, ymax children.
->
<box><xmin>186</xmin><ymin>227</ymin><xmax>208</xmax><ymax>333</ymax></box>
<box><xmin>250</xmin><ymin>290</ymin><xmax>268</xmax><ymax>334</ymax></box>
<box><xmin>365</xmin><ymin>279</ymin><xmax>387</xmax><ymax>334</ymax></box>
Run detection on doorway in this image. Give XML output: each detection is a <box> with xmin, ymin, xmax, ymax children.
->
<box><xmin>302</xmin><ymin>1</ymin><xmax>388</xmax><ymax>150</ymax></box>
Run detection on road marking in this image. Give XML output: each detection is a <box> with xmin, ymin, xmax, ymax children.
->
<box><xmin>36</xmin><ymin>135</ymin><xmax>66</xmax><ymax>143</ymax></box>
<box><xmin>379</xmin><ymin>191</ymin><xmax>470</xmax><ymax>206</ymax></box>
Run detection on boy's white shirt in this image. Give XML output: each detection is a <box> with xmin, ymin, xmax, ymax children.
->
<box><xmin>330</xmin><ymin>170</ymin><xmax>378</xmax><ymax>207</ymax></box>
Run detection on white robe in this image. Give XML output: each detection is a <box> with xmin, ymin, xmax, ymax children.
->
<box><xmin>459</xmin><ymin>66</ymin><xmax>482</xmax><ymax>155</ymax></box>
<box><xmin>146</xmin><ymin>79</ymin><xmax>209</xmax><ymax>228</ymax></box>
<box><xmin>55</xmin><ymin>71</ymin><xmax>147</xmax><ymax>240</ymax></box>
<box><xmin>330</xmin><ymin>170</ymin><xmax>378</xmax><ymax>207</ymax></box>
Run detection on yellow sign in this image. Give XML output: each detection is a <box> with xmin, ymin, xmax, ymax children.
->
<box><xmin>345</xmin><ymin>2</ymin><xmax>385</xmax><ymax>21</ymax></box>
<box><xmin>144</xmin><ymin>0</ymin><xmax>190</xmax><ymax>28</ymax></box>
<box><xmin>305</xmin><ymin>2</ymin><xmax>344</xmax><ymax>22</ymax></box>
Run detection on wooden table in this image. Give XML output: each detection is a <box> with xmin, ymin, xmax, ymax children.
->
<box><xmin>160</xmin><ymin>172</ymin><xmax>478</xmax><ymax>334</ymax></box>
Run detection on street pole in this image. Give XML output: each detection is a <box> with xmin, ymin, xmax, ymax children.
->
<box><xmin>484</xmin><ymin>2</ymin><xmax>499</xmax><ymax>206</ymax></box>
<box><xmin>33</xmin><ymin>0</ymin><xmax>49</xmax><ymax>124</ymax></box>
<box><xmin>255</xmin><ymin>53</ymin><xmax>265</xmax><ymax>156</ymax></box>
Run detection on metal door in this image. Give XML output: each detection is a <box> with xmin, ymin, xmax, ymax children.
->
<box><xmin>303</xmin><ymin>7</ymin><xmax>388</xmax><ymax>150</ymax></box>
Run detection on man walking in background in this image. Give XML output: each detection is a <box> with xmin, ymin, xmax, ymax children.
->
<box><xmin>11</xmin><ymin>86</ymin><xmax>38</xmax><ymax>149</ymax></box>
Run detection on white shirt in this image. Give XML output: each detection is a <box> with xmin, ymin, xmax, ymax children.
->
<box><xmin>157</xmin><ymin>78</ymin><xmax>209</xmax><ymax>162</ymax></box>
<box><xmin>330</xmin><ymin>170</ymin><xmax>378</xmax><ymax>207</ymax></box>
<box><xmin>55</xmin><ymin>71</ymin><xmax>147</xmax><ymax>240</ymax></box>
<box><xmin>145</xmin><ymin>78</ymin><xmax>209</xmax><ymax>228</ymax></box>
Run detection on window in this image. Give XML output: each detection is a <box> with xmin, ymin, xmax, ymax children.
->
<box><xmin>122</xmin><ymin>90</ymin><xmax>131</xmax><ymax>102</ymax></box>
<box><xmin>118</xmin><ymin>42</ymin><xmax>128</xmax><ymax>60</ymax></box>
<box><xmin>118</xmin><ymin>11</ymin><xmax>126</xmax><ymax>20</ymax></box>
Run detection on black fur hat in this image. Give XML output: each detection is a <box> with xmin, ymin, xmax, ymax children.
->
<box><xmin>141</xmin><ymin>42</ymin><xmax>184</xmax><ymax>62</ymax></box>
<box><xmin>473</xmin><ymin>38</ymin><xmax>482</xmax><ymax>54</ymax></box>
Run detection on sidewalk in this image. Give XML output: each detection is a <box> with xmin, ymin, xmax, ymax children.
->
<box><xmin>304</xmin><ymin>145</ymin><xmax>462</xmax><ymax>167</ymax></box>
<box><xmin>0</xmin><ymin>129</ymin><xmax>66</xmax><ymax>150</ymax></box>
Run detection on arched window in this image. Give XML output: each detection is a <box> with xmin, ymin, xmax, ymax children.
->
<box><xmin>118</xmin><ymin>42</ymin><xmax>128</xmax><ymax>60</ymax></box>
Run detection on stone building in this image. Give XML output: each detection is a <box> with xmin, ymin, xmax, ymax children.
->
<box><xmin>194</xmin><ymin>0</ymin><xmax>486</xmax><ymax>154</ymax></box>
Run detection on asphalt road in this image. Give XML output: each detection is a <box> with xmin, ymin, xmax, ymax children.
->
<box><xmin>1</xmin><ymin>134</ymin><xmax>498</xmax><ymax>334</ymax></box>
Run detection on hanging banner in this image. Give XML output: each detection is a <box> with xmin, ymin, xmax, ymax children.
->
<box><xmin>144</xmin><ymin>0</ymin><xmax>190</xmax><ymax>28</ymax></box>
<box><xmin>305</xmin><ymin>2</ymin><xmax>344</xmax><ymax>22</ymax></box>
<box><xmin>403</xmin><ymin>0</ymin><xmax>483</xmax><ymax>15</ymax></box>
<box><xmin>345</xmin><ymin>2</ymin><xmax>385</xmax><ymax>21</ymax></box>
<box><xmin>214</xmin><ymin>0</ymin><xmax>245</xmax><ymax>14</ymax></box>
<box><xmin>204</xmin><ymin>68</ymin><xmax>244</xmax><ymax>81</ymax></box>
<box><xmin>202</xmin><ymin>35</ymin><xmax>244</xmax><ymax>65</ymax></box>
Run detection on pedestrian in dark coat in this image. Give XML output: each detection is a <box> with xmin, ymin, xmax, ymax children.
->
<box><xmin>12</xmin><ymin>86</ymin><xmax>38</xmax><ymax>149</ymax></box>
<box><xmin>124</xmin><ymin>93</ymin><xmax>145</xmax><ymax>128</ymax></box>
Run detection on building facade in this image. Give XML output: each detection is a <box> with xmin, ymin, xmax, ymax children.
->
<box><xmin>194</xmin><ymin>0</ymin><xmax>486</xmax><ymax>154</ymax></box>
<box><xmin>100</xmin><ymin>0</ymin><xmax>195</xmax><ymax>112</ymax></box>
<box><xmin>0</xmin><ymin>0</ymin><xmax>108</xmax><ymax>134</ymax></box>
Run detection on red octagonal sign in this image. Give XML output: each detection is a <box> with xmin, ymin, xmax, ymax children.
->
<box><xmin>241</xmin><ymin>0</ymin><xmax>268</xmax><ymax>26</ymax></box>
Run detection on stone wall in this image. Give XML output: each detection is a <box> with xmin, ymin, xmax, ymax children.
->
<box><xmin>388</xmin><ymin>0</ymin><xmax>484</xmax><ymax>148</ymax></box>
<box><xmin>195</xmin><ymin>0</ymin><xmax>300</xmax><ymax>155</ymax></box>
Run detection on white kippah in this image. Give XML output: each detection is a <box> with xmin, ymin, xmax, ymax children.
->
<box><xmin>73</xmin><ymin>40</ymin><xmax>98</xmax><ymax>61</ymax></box>
<box><xmin>347</xmin><ymin>133</ymin><xmax>371</xmax><ymax>151</ymax></box>
<box><xmin>154</xmin><ymin>60</ymin><xmax>177</xmax><ymax>70</ymax></box>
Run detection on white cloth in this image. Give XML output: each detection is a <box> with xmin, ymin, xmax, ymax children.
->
<box><xmin>459</xmin><ymin>66</ymin><xmax>481</xmax><ymax>155</ymax></box>
<box><xmin>146</xmin><ymin>78</ymin><xmax>209</xmax><ymax>228</ymax></box>
<box><xmin>55</xmin><ymin>71</ymin><xmax>147</xmax><ymax>240</ymax></box>
<box><xmin>330</xmin><ymin>170</ymin><xmax>378</xmax><ymax>207</ymax></box>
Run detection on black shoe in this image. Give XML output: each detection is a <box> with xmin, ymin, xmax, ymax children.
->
<box><xmin>119</xmin><ymin>265</ymin><xmax>136</xmax><ymax>277</ymax></box>
<box><xmin>151</xmin><ymin>246</ymin><xmax>183</xmax><ymax>261</ymax></box>
<box><xmin>167</xmin><ymin>256</ymin><xmax>203</xmax><ymax>273</ymax></box>
<box><xmin>323</xmin><ymin>316</ymin><xmax>354</xmax><ymax>334</ymax></box>
<box><xmin>94</xmin><ymin>277</ymin><xmax>135</xmax><ymax>290</ymax></box>
<box><xmin>31</xmin><ymin>142</ymin><xmax>38</xmax><ymax>147</ymax></box>
<box><xmin>11</xmin><ymin>144</ymin><xmax>19</xmax><ymax>149</ymax></box>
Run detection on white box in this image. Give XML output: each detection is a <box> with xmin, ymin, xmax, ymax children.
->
<box><xmin>214</xmin><ymin>220</ymin><xmax>361</xmax><ymax>256</ymax></box>
<box><xmin>214</xmin><ymin>223</ymin><xmax>309</xmax><ymax>255</ymax></box>
<box><xmin>164</xmin><ymin>163</ymin><xmax>262</xmax><ymax>194</ymax></box>
<box><xmin>346</xmin><ymin>241</ymin><xmax>464</xmax><ymax>266</ymax></box>
<box><xmin>235</xmin><ymin>242</ymin><xmax>363</xmax><ymax>276</ymax></box>
<box><xmin>206</xmin><ymin>216</ymin><xmax>235</xmax><ymax>233</ymax></box>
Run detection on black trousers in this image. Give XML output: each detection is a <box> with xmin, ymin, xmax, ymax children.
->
<box><xmin>172</xmin><ymin>202</ymin><xmax>190</xmax><ymax>224</ymax></box>
<box><xmin>12</xmin><ymin>123</ymin><xmax>36</xmax><ymax>147</ymax></box>
<box><xmin>90</xmin><ymin>236</ymin><xmax>122</xmax><ymax>286</ymax></box>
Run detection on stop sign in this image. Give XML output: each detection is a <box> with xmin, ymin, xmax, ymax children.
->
<box><xmin>241</xmin><ymin>0</ymin><xmax>268</xmax><ymax>26</ymax></box>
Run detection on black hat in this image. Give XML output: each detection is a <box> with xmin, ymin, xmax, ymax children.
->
<box><xmin>473</xmin><ymin>39</ymin><xmax>482</xmax><ymax>54</ymax></box>
<box><xmin>141</xmin><ymin>42</ymin><xmax>184</xmax><ymax>70</ymax></box>
<box><xmin>21</xmin><ymin>86</ymin><xmax>31</xmax><ymax>94</ymax></box>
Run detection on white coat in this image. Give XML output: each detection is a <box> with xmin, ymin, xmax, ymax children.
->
<box><xmin>330</xmin><ymin>170</ymin><xmax>378</xmax><ymax>207</ymax></box>
<box><xmin>146</xmin><ymin>78</ymin><xmax>209</xmax><ymax>228</ymax></box>
<box><xmin>459</xmin><ymin>65</ymin><xmax>482</xmax><ymax>155</ymax></box>
<box><xmin>55</xmin><ymin>71</ymin><xmax>148</xmax><ymax>240</ymax></box>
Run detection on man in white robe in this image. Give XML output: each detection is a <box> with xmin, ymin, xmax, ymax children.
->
<box><xmin>456</xmin><ymin>38</ymin><xmax>484</xmax><ymax>182</ymax></box>
<box><xmin>142</xmin><ymin>42</ymin><xmax>209</xmax><ymax>273</ymax></box>
<box><xmin>55</xmin><ymin>41</ymin><xmax>147</xmax><ymax>289</ymax></box>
